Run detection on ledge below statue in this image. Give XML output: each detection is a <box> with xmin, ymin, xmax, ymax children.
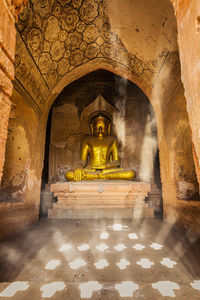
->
<box><xmin>48</xmin><ymin>181</ymin><xmax>153</xmax><ymax>219</ymax></box>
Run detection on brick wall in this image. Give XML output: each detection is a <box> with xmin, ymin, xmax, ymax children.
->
<box><xmin>0</xmin><ymin>0</ymin><xmax>17</xmax><ymax>183</ymax></box>
<box><xmin>173</xmin><ymin>0</ymin><xmax>200</xmax><ymax>185</ymax></box>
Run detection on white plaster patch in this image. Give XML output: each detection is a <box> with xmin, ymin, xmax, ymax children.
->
<box><xmin>79</xmin><ymin>281</ymin><xmax>102</xmax><ymax>298</ymax></box>
<box><xmin>40</xmin><ymin>282</ymin><xmax>65</xmax><ymax>298</ymax></box>
<box><xmin>12</xmin><ymin>173</ymin><xmax>25</xmax><ymax>187</ymax></box>
<box><xmin>116</xmin><ymin>258</ymin><xmax>130</xmax><ymax>270</ymax></box>
<box><xmin>178</xmin><ymin>181</ymin><xmax>197</xmax><ymax>199</ymax></box>
<box><xmin>26</xmin><ymin>165</ymin><xmax>38</xmax><ymax>190</ymax></box>
<box><xmin>69</xmin><ymin>259</ymin><xmax>86</xmax><ymax>270</ymax></box>
<box><xmin>193</xmin><ymin>62</ymin><xmax>200</xmax><ymax>74</ymax></box>
<box><xmin>114</xmin><ymin>244</ymin><xmax>127</xmax><ymax>251</ymax></box>
<box><xmin>191</xmin><ymin>280</ymin><xmax>200</xmax><ymax>291</ymax></box>
<box><xmin>152</xmin><ymin>281</ymin><xmax>180</xmax><ymax>297</ymax></box>
<box><xmin>59</xmin><ymin>244</ymin><xmax>72</xmax><ymax>251</ymax></box>
<box><xmin>96</xmin><ymin>243</ymin><xmax>109</xmax><ymax>252</ymax></box>
<box><xmin>150</xmin><ymin>243</ymin><xmax>163</xmax><ymax>250</ymax></box>
<box><xmin>132</xmin><ymin>244</ymin><xmax>145</xmax><ymax>250</ymax></box>
<box><xmin>0</xmin><ymin>282</ymin><xmax>29</xmax><ymax>297</ymax></box>
<box><xmin>115</xmin><ymin>281</ymin><xmax>139</xmax><ymax>297</ymax></box>
<box><xmin>45</xmin><ymin>260</ymin><xmax>61</xmax><ymax>270</ymax></box>
<box><xmin>128</xmin><ymin>233</ymin><xmax>138</xmax><ymax>240</ymax></box>
<box><xmin>161</xmin><ymin>258</ymin><xmax>177</xmax><ymax>268</ymax></box>
<box><xmin>12</xmin><ymin>190</ymin><xmax>23</xmax><ymax>201</ymax></box>
<box><xmin>100</xmin><ymin>232</ymin><xmax>109</xmax><ymax>239</ymax></box>
<box><xmin>94</xmin><ymin>259</ymin><xmax>109</xmax><ymax>269</ymax></box>
<box><xmin>137</xmin><ymin>258</ymin><xmax>154</xmax><ymax>269</ymax></box>
<box><xmin>108</xmin><ymin>224</ymin><xmax>128</xmax><ymax>231</ymax></box>
<box><xmin>77</xmin><ymin>244</ymin><xmax>90</xmax><ymax>251</ymax></box>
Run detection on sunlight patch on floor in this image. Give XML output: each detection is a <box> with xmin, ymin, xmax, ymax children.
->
<box><xmin>116</xmin><ymin>258</ymin><xmax>130</xmax><ymax>270</ymax></box>
<box><xmin>132</xmin><ymin>244</ymin><xmax>145</xmax><ymax>250</ymax></box>
<box><xmin>191</xmin><ymin>280</ymin><xmax>200</xmax><ymax>291</ymax></box>
<box><xmin>94</xmin><ymin>259</ymin><xmax>109</xmax><ymax>269</ymax></box>
<box><xmin>59</xmin><ymin>244</ymin><xmax>72</xmax><ymax>252</ymax></box>
<box><xmin>137</xmin><ymin>258</ymin><xmax>154</xmax><ymax>269</ymax></box>
<box><xmin>0</xmin><ymin>282</ymin><xmax>29</xmax><ymax>297</ymax></box>
<box><xmin>115</xmin><ymin>281</ymin><xmax>139</xmax><ymax>297</ymax></box>
<box><xmin>45</xmin><ymin>260</ymin><xmax>61</xmax><ymax>270</ymax></box>
<box><xmin>0</xmin><ymin>222</ymin><xmax>199</xmax><ymax>299</ymax></box>
<box><xmin>77</xmin><ymin>244</ymin><xmax>90</xmax><ymax>251</ymax></box>
<box><xmin>96</xmin><ymin>243</ymin><xmax>109</xmax><ymax>252</ymax></box>
<box><xmin>40</xmin><ymin>282</ymin><xmax>65</xmax><ymax>298</ymax></box>
<box><xmin>152</xmin><ymin>281</ymin><xmax>180</xmax><ymax>297</ymax></box>
<box><xmin>100</xmin><ymin>232</ymin><xmax>109</xmax><ymax>239</ymax></box>
<box><xmin>150</xmin><ymin>243</ymin><xmax>163</xmax><ymax>250</ymax></box>
<box><xmin>161</xmin><ymin>258</ymin><xmax>176</xmax><ymax>268</ymax></box>
<box><xmin>108</xmin><ymin>224</ymin><xmax>128</xmax><ymax>231</ymax></box>
<box><xmin>114</xmin><ymin>244</ymin><xmax>127</xmax><ymax>251</ymax></box>
<box><xmin>79</xmin><ymin>281</ymin><xmax>102</xmax><ymax>298</ymax></box>
<box><xmin>69</xmin><ymin>258</ymin><xmax>86</xmax><ymax>270</ymax></box>
<box><xmin>128</xmin><ymin>233</ymin><xmax>138</xmax><ymax>240</ymax></box>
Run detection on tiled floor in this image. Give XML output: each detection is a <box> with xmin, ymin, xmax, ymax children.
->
<box><xmin>0</xmin><ymin>219</ymin><xmax>199</xmax><ymax>299</ymax></box>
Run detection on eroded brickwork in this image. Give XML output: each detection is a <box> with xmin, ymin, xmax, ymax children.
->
<box><xmin>0</xmin><ymin>0</ymin><xmax>16</xmax><ymax>183</ymax></box>
<box><xmin>176</xmin><ymin>0</ymin><xmax>200</xmax><ymax>185</ymax></box>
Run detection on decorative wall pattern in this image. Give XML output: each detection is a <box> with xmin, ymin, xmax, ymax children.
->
<box><xmin>16</xmin><ymin>0</ymin><xmax>166</xmax><ymax>95</ymax></box>
<box><xmin>15</xmin><ymin>32</ymin><xmax>50</xmax><ymax>110</ymax></box>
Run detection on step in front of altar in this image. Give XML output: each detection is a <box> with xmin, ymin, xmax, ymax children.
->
<box><xmin>48</xmin><ymin>181</ymin><xmax>153</xmax><ymax>219</ymax></box>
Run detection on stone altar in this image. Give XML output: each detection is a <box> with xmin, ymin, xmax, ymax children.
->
<box><xmin>48</xmin><ymin>181</ymin><xmax>153</xmax><ymax>219</ymax></box>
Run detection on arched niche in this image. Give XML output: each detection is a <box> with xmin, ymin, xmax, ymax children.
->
<box><xmin>42</xmin><ymin>69</ymin><xmax>158</xmax><ymax>185</ymax></box>
<box><xmin>43</xmin><ymin>59</ymin><xmax>151</xmax><ymax>118</ymax></box>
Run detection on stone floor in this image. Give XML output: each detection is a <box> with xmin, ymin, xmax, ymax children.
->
<box><xmin>0</xmin><ymin>219</ymin><xmax>199</xmax><ymax>299</ymax></box>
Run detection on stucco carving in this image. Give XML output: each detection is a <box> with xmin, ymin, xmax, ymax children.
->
<box><xmin>16</xmin><ymin>0</ymin><xmax>167</xmax><ymax>97</ymax></box>
<box><xmin>15</xmin><ymin>32</ymin><xmax>49</xmax><ymax>109</ymax></box>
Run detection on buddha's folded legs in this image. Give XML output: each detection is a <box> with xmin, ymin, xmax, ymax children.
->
<box><xmin>66</xmin><ymin>170</ymin><xmax>99</xmax><ymax>181</ymax></box>
<box><xmin>66</xmin><ymin>169</ymin><xmax>136</xmax><ymax>181</ymax></box>
<box><xmin>65</xmin><ymin>171</ymin><xmax>74</xmax><ymax>181</ymax></box>
<box><xmin>99</xmin><ymin>169</ymin><xmax>136</xmax><ymax>180</ymax></box>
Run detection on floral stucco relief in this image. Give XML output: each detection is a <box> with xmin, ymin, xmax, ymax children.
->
<box><xmin>16</xmin><ymin>0</ymin><xmax>162</xmax><ymax>94</ymax></box>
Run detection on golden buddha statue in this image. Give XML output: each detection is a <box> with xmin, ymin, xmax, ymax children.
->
<box><xmin>66</xmin><ymin>113</ymin><xmax>136</xmax><ymax>181</ymax></box>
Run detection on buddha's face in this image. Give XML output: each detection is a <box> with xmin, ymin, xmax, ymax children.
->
<box><xmin>91</xmin><ymin>117</ymin><xmax>110</xmax><ymax>138</ymax></box>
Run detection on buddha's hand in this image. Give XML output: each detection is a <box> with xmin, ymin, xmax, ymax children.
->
<box><xmin>105</xmin><ymin>160</ymin><xmax>120</xmax><ymax>168</ymax></box>
<box><xmin>74</xmin><ymin>168</ymin><xmax>86</xmax><ymax>181</ymax></box>
<box><xmin>92</xmin><ymin>164</ymin><xmax>106</xmax><ymax>169</ymax></box>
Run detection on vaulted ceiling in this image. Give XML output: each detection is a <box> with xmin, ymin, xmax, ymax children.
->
<box><xmin>14</xmin><ymin>0</ymin><xmax>178</xmax><ymax>112</ymax></box>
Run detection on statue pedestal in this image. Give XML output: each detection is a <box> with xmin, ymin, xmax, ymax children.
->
<box><xmin>48</xmin><ymin>181</ymin><xmax>153</xmax><ymax>219</ymax></box>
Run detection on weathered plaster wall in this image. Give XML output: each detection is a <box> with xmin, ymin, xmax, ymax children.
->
<box><xmin>164</xmin><ymin>85</ymin><xmax>198</xmax><ymax>198</ymax></box>
<box><xmin>106</xmin><ymin>0</ymin><xmax>177</xmax><ymax>61</ymax></box>
<box><xmin>154</xmin><ymin>73</ymin><xmax>200</xmax><ymax>230</ymax></box>
<box><xmin>172</xmin><ymin>0</ymin><xmax>200</xmax><ymax>187</ymax></box>
<box><xmin>50</xmin><ymin>102</ymin><xmax>80</xmax><ymax>181</ymax></box>
<box><xmin>2</xmin><ymin>88</ymin><xmax>41</xmax><ymax>200</ymax></box>
<box><xmin>0</xmin><ymin>88</ymin><xmax>42</xmax><ymax>237</ymax></box>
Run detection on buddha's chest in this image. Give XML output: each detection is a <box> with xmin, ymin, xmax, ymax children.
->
<box><xmin>89</xmin><ymin>140</ymin><xmax>112</xmax><ymax>158</ymax></box>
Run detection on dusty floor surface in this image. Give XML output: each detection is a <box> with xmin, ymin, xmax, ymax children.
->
<box><xmin>0</xmin><ymin>219</ymin><xmax>199</xmax><ymax>299</ymax></box>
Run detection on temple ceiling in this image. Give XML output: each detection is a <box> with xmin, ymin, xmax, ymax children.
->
<box><xmin>14</xmin><ymin>0</ymin><xmax>178</xmax><ymax>112</ymax></box>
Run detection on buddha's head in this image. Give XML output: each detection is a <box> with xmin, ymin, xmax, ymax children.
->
<box><xmin>90</xmin><ymin>113</ymin><xmax>111</xmax><ymax>138</ymax></box>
